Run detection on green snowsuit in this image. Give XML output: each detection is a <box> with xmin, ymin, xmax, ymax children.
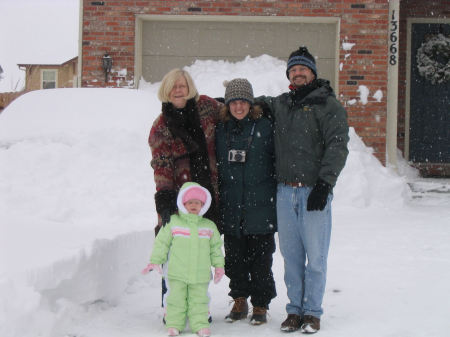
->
<box><xmin>150</xmin><ymin>182</ymin><xmax>224</xmax><ymax>332</ymax></box>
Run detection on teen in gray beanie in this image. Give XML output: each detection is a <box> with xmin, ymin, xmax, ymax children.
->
<box><xmin>216</xmin><ymin>77</ymin><xmax>277</xmax><ymax>326</ymax></box>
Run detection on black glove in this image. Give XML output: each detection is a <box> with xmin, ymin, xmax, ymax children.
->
<box><xmin>155</xmin><ymin>190</ymin><xmax>177</xmax><ymax>213</ymax></box>
<box><xmin>154</xmin><ymin>210</ymin><xmax>173</xmax><ymax>236</ymax></box>
<box><xmin>307</xmin><ymin>178</ymin><xmax>332</xmax><ymax>211</ymax></box>
<box><xmin>155</xmin><ymin>189</ymin><xmax>178</xmax><ymax>229</ymax></box>
<box><xmin>256</xmin><ymin>101</ymin><xmax>274</xmax><ymax>122</ymax></box>
<box><xmin>160</xmin><ymin>211</ymin><xmax>171</xmax><ymax>227</ymax></box>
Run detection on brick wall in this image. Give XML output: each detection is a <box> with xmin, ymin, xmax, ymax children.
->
<box><xmin>81</xmin><ymin>0</ymin><xmax>390</xmax><ymax>164</ymax></box>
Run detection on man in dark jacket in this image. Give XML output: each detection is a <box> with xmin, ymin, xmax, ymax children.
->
<box><xmin>259</xmin><ymin>46</ymin><xmax>349</xmax><ymax>334</ymax></box>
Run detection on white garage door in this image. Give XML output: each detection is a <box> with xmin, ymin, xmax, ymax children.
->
<box><xmin>137</xmin><ymin>16</ymin><xmax>338</xmax><ymax>88</ymax></box>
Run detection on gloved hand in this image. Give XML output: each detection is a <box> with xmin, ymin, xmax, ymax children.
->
<box><xmin>154</xmin><ymin>211</ymin><xmax>172</xmax><ymax>236</ymax></box>
<box><xmin>142</xmin><ymin>263</ymin><xmax>162</xmax><ymax>275</ymax></box>
<box><xmin>214</xmin><ymin>267</ymin><xmax>225</xmax><ymax>284</ymax></box>
<box><xmin>161</xmin><ymin>211</ymin><xmax>171</xmax><ymax>227</ymax></box>
<box><xmin>155</xmin><ymin>189</ymin><xmax>177</xmax><ymax>227</ymax></box>
<box><xmin>254</xmin><ymin>101</ymin><xmax>274</xmax><ymax>122</ymax></box>
<box><xmin>307</xmin><ymin>178</ymin><xmax>332</xmax><ymax>211</ymax></box>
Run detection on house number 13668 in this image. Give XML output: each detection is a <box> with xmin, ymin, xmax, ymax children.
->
<box><xmin>390</xmin><ymin>10</ymin><xmax>398</xmax><ymax>65</ymax></box>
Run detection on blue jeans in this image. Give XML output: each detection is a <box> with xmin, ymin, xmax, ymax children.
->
<box><xmin>277</xmin><ymin>183</ymin><xmax>333</xmax><ymax>318</ymax></box>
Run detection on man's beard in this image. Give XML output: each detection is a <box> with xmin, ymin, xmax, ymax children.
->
<box><xmin>293</xmin><ymin>75</ymin><xmax>308</xmax><ymax>86</ymax></box>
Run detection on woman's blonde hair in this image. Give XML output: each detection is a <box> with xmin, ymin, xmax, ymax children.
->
<box><xmin>157</xmin><ymin>68</ymin><xmax>199</xmax><ymax>103</ymax></box>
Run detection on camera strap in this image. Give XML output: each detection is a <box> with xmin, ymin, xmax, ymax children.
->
<box><xmin>226</xmin><ymin>121</ymin><xmax>257</xmax><ymax>151</ymax></box>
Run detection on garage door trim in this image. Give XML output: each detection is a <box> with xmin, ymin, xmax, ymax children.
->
<box><xmin>135</xmin><ymin>15</ymin><xmax>340</xmax><ymax>90</ymax></box>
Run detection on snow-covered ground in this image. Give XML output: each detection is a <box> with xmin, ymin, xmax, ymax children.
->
<box><xmin>1</xmin><ymin>56</ymin><xmax>449</xmax><ymax>337</ymax></box>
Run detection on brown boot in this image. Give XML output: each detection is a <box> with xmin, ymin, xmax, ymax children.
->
<box><xmin>300</xmin><ymin>315</ymin><xmax>320</xmax><ymax>334</ymax></box>
<box><xmin>250</xmin><ymin>306</ymin><xmax>267</xmax><ymax>325</ymax></box>
<box><xmin>280</xmin><ymin>314</ymin><xmax>302</xmax><ymax>332</ymax></box>
<box><xmin>225</xmin><ymin>297</ymin><xmax>248</xmax><ymax>322</ymax></box>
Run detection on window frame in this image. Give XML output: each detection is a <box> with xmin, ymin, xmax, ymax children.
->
<box><xmin>40</xmin><ymin>69</ymin><xmax>58</xmax><ymax>89</ymax></box>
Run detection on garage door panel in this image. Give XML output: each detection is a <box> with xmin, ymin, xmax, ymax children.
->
<box><xmin>143</xmin><ymin>22</ymin><xmax>194</xmax><ymax>56</ymax></box>
<box><xmin>141</xmin><ymin>19</ymin><xmax>337</xmax><ymax>85</ymax></box>
<box><xmin>285</xmin><ymin>24</ymin><xmax>336</xmax><ymax>59</ymax></box>
<box><xmin>245</xmin><ymin>27</ymin><xmax>279</xmax><ymax>56</ymax></box>
<box><xmin>197</xmin><ymin>26</ymin><xmax>234</xmax><ymax>56</ymax></box>
<box><xmin>316</xmin><ymin>60</ymin><xmax>335</xmax><ymax>84</ymax></box>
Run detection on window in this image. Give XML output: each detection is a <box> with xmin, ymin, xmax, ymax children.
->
<box><xmin>41</xmin><ymin>69</ymin><xmax>57</xmax><ymax>89</ymax></box>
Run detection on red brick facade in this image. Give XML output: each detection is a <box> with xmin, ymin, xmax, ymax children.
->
<box><xmin>81</xmin><ymin>0</ymin><xmax>391</xmax><ymax>163</ymax></box>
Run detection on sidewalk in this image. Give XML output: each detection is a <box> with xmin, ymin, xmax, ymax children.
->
<box><xmin>408</xmin><ymin>177</ymin><xmax>450</xmax><ymax>205</ymax></box>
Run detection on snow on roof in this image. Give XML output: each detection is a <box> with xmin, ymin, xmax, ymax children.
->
<box><xmin>17</xmin><ymin>56</ymin><xmax>78</xmax><ymax>67</ymax></box>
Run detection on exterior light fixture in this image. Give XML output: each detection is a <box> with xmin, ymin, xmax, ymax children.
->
<box><xmin>102</xmin><ymin>53</ymin><xmax>112</xmax><ymax>83</ymax></box>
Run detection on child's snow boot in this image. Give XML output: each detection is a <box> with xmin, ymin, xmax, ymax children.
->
<box><xmin>225</xmin><ymin>297</ymin><xmax>248</xmax><ymax>322</ymax></box>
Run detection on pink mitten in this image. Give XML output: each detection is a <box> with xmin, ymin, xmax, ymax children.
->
<box><xmin>214</xmin><ymin>267</ymin><xmax>225</xmax><ymax>284</ymax></box>
<box><xmin>141</xmin><ymin>263</ymin><xmax>162</xmax><ymax>275</ymax></box>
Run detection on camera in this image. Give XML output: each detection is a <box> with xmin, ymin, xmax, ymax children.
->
<box><xmin>228</xmin><ymin>149</ymin><xmax>246</xmax><ymax>162</ymax></box>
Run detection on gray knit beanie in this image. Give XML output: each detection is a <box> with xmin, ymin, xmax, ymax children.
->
<box><xmin>224</xmin><ymin>78</ymin><xmax>254</xmax><ymax>105</ymax></box>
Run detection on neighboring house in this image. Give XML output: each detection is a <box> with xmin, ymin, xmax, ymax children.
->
<box><xmin>18</xmin><ymin>57</ymin><xmax>78</xmax><ymax>91</ymax></box>
<box><xmin>78</xmin><ymin>0</ymin><xmax>448</xmax><ymax>176</ymax></box>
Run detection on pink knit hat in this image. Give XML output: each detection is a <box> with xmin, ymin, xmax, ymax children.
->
<box><xmin>182</xmin><ymin>186</ymin><xmax>207</xmax><ymax>204</ymax></box>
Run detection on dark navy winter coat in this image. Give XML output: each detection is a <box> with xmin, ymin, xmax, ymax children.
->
<box><xmin>216</xmin><ymin>112</ymin><xmax>277</xmax><ymax>237</ymax></box>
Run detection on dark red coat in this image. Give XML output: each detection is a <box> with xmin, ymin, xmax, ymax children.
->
<box><xmin>149</xmin><ymin>95</ymin><xmax>223</xmax><ymax>216</ymax></box>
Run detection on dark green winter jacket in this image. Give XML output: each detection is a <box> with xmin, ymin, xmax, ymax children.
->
<box><xmin>258</xmin><ymin>79</ymin><xmax>349</xmax><ymax>189</ymax></box>
<box><xmin>216</xmin><ymin>112</ymin><xmax>277</xmax><ymax>237</ymax></box>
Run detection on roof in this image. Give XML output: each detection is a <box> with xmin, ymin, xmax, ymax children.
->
<box><xmin>17</xmin><ymin>56</ymin><xmax>78</xmax><ymax>67</ymax></box>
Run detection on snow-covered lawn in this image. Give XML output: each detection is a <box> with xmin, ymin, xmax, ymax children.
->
<box><xmin>1</xmin><ymin>56</ymin><xmax>449</xmax><ymax>337</ymax></box>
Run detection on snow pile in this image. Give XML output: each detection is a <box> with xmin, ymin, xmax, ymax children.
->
<box><xmin>0</xmin><ymin>55</ymin><xmax>412</xmax><ymax>337</ymax></box>
<box><xmin>187</xmin><ymin>55</ymin><xmax>288</xmax><ymax>98</ymax></box>
<box><xmin>334</xmin><ymin>128</ymin><xmax>410</xmax><ymax>208</ymax></box>
<box><xmin>0</xmin><ymin>88</ymin><xmax>158</xmax><ymax>337</ymax></box>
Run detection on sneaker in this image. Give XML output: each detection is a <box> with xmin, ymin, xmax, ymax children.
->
<box><xmin>167</xmin><ymin>327</ymin><xmax>180</xmax><ymax>336</ymax></box>
<box><xmin>250</xmin><ymin>306</ymin><xmax>267</xmax><ymax>325</ymax></box>
<box><xmin>280</xmin><ymin>314</ymin><xmax>303</xmax><ymax>332</ymax></box>
<box><xmin>197</xmin><ymin>327</ymin><xmax>211</xmax><ymax>337</ymax></box>
<box><xmin>225</xmin><ymin>297</ymin><xmax>248</xmax><ymax>322</ymax></box>
<box><xmin>300</xmin><ymin>315</ymin><xmax>320</xmax><ymax>334</ymax></box>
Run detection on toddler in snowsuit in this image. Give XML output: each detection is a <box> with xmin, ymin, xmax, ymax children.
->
<box><xmin>142</xmin><ymin>182</ymin><xmax>225</xmax><ymax>337</ymax></box>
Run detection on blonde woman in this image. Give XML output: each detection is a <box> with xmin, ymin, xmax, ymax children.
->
<box><xmin>149</xmin><ymin>68</ymin><xmax>223</xmax><ymax>232</ymax></box>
